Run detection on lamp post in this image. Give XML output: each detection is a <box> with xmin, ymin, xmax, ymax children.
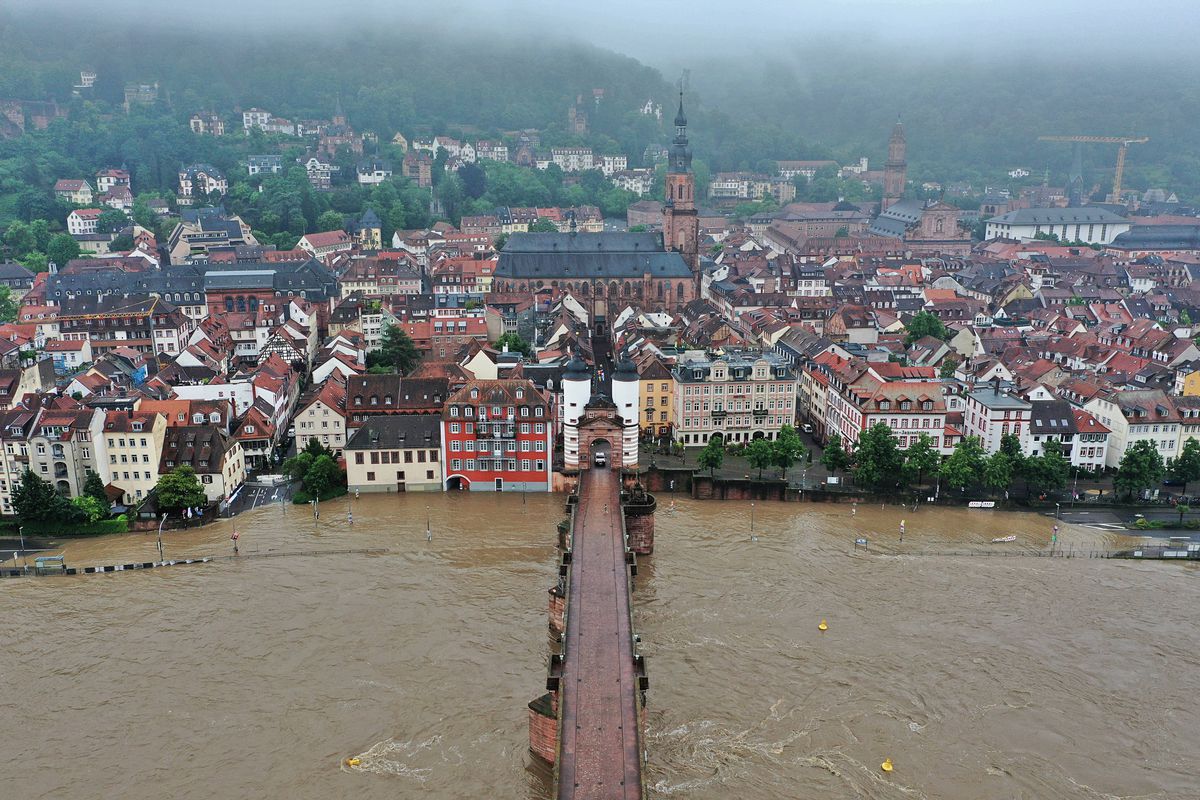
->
<box><xmin>18</xmin><ymin>525</ymin><xmax>25</xmax><ymax>573</ymax></box>
<box><xmin>157</xmin><ymin>514</ymin><xmax>166</xmax><ymax>563</ymax></box>
<box><xmin>1071</xmin><ymin>467</ymin><xmax>1079</xmax><ymax>507</ymax></box>
<box><xmin>1055</xmin><ymin>502</ymin><xmax>1061</xmax><ymax>520</ymax></box>
<box><xmin>426</xmin><ymin>505</ymin><xmax>432</xmax><ymax>541</ymax></box>
<box><xmin>750</xmin><ymin>501</ymin><xmax>757</xmax><ymax>542</ymax></box>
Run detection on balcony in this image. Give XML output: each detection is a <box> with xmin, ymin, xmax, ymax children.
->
<box><xmin>476</xmin><ymin>424</ymin><xmax>514</xmax><ymax>438</ymax></box>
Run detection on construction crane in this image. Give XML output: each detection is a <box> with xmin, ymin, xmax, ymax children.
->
<box><xmin>1037</xmin><ymin>135</ymin><xmax>1149</xmax><ymax>203</ymax></box>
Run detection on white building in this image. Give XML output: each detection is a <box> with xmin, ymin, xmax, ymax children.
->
<box><xmin>550</xmin><ymin>147</ymin><xmax>595</xmax><ymax>172</ymax></box>
<box><xmin>243</xmin><ymin>108</ymin><xmax>272</xmax><ymax>131</ymax></box>
<box><xmin>984</xmin><ymin>208</ymin><xmax>1131</xmax><ymax>245</ymax></box>
<box><xmin>963</xmin><ymin>385</ymin><xmax>1032</xmax><ymax>453</ymax></box>
<box><xmin>599</xmin><ymin>154</ymin><xmax>628</xmax><ymax>176</ymax></box>
<box><xmin>67</xmin><ymin>208</ymin><xmax>102</xmax><ymax>235</ymax></box>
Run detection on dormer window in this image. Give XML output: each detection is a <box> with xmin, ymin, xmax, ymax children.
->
<box><xmin>879</xmin><ymin>400</ymin><xmax>891</xmax><ymax>410</ymax></box>
<box><xmin>132</xmin><ymin>422</ymin><xmax>143</xmax><ymax>432</ymax></box>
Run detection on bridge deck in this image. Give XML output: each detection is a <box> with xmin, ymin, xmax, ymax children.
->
<box><xmin>557</xmin><ymin>468</ymin><xmax>642</xmax><ymax>799</ymax></box>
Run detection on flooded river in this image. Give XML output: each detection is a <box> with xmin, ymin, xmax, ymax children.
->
<box><xmin>2</xmin><ymin>493</ymin><xmax>1197</xmax><ymax>799</ymax></box>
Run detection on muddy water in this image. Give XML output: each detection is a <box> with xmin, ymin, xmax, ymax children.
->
<box><xmin>2</xmin><ymin>494</ymin><xmax>1197</xmax><ymax>800</ymax></box>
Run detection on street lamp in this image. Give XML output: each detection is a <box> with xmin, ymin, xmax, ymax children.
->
<box><xmin>157</xmin><ymin>514</ymin><xmax>167</xmax><ymax>563</ymax></box>
<box><xmin>1071</xmin><ymin>467</ymin><xmax>1079</xmax><ymax>507</ymax></box>
<box><xmin>18</xmin><ymin>525</ymin><xmax>25</xmax><ymax>572</ymax></box>
<box><xmin>426</xmin><ymin>505</ymin><xmax>432</xmax><ymax>541</ymax></box>
<box><xmin>1055</xmin><ymin>502</ymin><xmax>1061</xmax><ymax>520</ymax></box>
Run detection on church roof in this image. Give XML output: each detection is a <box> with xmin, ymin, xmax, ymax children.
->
<box><xmin>497</xmin><ymin>232</ymin><xmax>693</xmax><ymax>280</ymax></box>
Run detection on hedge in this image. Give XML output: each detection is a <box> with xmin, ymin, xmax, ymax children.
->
<box><xmin>16</xmin><ymin>515</ymin><xmax>130</xmax><ymax>537</ymax></box>
<box><xmin>292</xmin><ymin>486</ymin><xmax>348</xmax><ymax>505</ymax></box>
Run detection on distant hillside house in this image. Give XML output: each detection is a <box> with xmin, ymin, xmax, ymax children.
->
<box><xmin>246</xmin><ymin>155</ymin><xmax>283</xmax><ymax>176</ymax></box>
<box><xmin>189</xmin><ymin>111</ymin><xmax>225</xmax><ymax>136</ymax></box>
<box><xmin>54</xmin><ymin>179</ymin><xmax>94</xmax><ymax>205</ymax></box>
<box><xmin>177</xmin><ymin>164</ymin><xmax>228</xmax><ymax>206</ymax></box>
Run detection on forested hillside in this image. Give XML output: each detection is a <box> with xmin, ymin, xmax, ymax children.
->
<box><xmin>1</xmin><ymin>5</ymin><xmax>1198</xmax><ymax>219</ymax></box>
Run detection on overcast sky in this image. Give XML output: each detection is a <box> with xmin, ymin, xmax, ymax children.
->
<box><xmin>11</xmin><ymin>0</ymin><xmax>1199</xmax><ymax>65</ymax></box>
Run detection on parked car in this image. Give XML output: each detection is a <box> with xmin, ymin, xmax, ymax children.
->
<box><xmin>801</xmin><ymin>423</ymin><xmax>814</xmax><ymax>434</ymax></box>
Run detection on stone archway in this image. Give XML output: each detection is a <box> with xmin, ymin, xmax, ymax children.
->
<box><xmin>445</xmin><ymin>475</ymin><xmax>471</xmax><ymax>491</ymax></box>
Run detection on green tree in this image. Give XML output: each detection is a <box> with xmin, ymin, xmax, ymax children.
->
<box><xmin>108</xmin><ymin>233</ymin><xmax>135</xmax><ymax>252</ymax></box>
<box><xmin>982</xmin><ymin>452</ymin><xmax>1014</xmax><ymax>496</ymax></box>
<box><xmin>698</xmin><ymin>435</ymin><xmax>725</xmax><ymax>477</ymax></box>
<box><xmin>902</xmin><ymin>433</ymin><xmax>940</xmax><ymax>486</ymax></box>
<box><xmin>281</xmin><ymin>451</ymin><xmax>315</xmax><ymax>482</ymax></box>
<box><xmin>1026</xmin><ymin>439</ymin><xmax>1069</xmax><ymax>498</ymax></box>
<box><xmin>303</xmin><ymin>438</ymin><xmax>337</xmax><ymax>460</ymax></box>
<box><xmin>940</xmin><ymin>436</ymin><xmax>986</xmax><ymax>492</ymax></box>
<box><xmin>1114</xmin><ymin>439</ymin><xmax>1166</xmax><ymax>500</ymax></box>
<box><xmin>1168</xmin><ymin>437</ymin><xmax>1200</xmax><ymax>494</ymax></box>
<box><xmin>529</xmin><ymin>218</ymin><xmax>558</xmax><ymax>232</ymax></box>
<box><xmin>904</xmin><ymin>310</ymin><xmax>948</xmax><ymax>346</ymax></box>
<box><xmin>1176</xmin><ymin>503</ymin><xmax>1191</xmax><ymax>526</ymax></box>
<box><xmin>3</xmin><ymin>221</ymin><xmax>36</xmax><ymax>257</ymax></box>
<box><xmin>71</xmin><ymin>495</ymin><xmax>107</xmax><ymax>523</ymax></box>
<box><xmin>154</xmin><ymin>466</ymin><xmax>208</xmax><ymax>513</ymax></box>
<box><xmin>96</xmin><ymin>209</ymin><xmax>129</xmax><ymax>233</ymax></box>
<box><xmin>938</xmin><ymin>355</ymin><xmax>961</xmax><ymax>379</ymax></box>
<box><xmin>12</xmin><ymin>468</ymin><xmax>59</xmax><ymax>521</ymax></box>
<box><xmin>852</xmin><ymin>423</ymin><xmax>904</xmax><ymax>491</ymax></box>
<box><xmin>316</xmin><ymin>209</ymin><xmax>345</xmax><ymax>231</ymax></box>
<box><xmin>303</xmin><ymin>454</ymin><xmax>344</xmax><ymax>497</ymax></box>
<box><xmin>46</xmin><ymin>233</ymin><xmax>81</xmax><ymax>266</ymax></box>
<box><xmin>19</xmin><ymin>251</ymin><xmax>48</xmax><ymax>273</ymax></box>
<box><xmin>373</xmin><ymin>324</ymin><xmax>421</xmax><ymax>374</ymax></box>
<box><xmin>493</xmin><ymin>332</ymin><xmax>532</xmax><ymax>356</ymax></box>
<box><xmin>821</xmin><ymin>433</ymin><xmax>850</xmax><ymax>476</ymax></box>
<box><xmin>772</xmin><ymin>424</ymin><xmax>804</xmax><ymax>479</ymax></box>
<box><xmin>745</xmin><ymin>437</ymin><xmax>774</xmax><ymax>479</ymax></box>
<box><xmin>83</xmin><ymin>469</ymin><xmax>108</xmax><ymax>505</ymax></box>
<box><xmin>0</xmin><ymin>286</ymin><xmax>16</xmax><ymax>323</ymax></box>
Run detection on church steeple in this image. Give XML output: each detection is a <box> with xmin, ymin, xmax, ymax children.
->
<box><xmin>669</xmin><ymin>91</ymin><xmax>692</xmax><ymax>175</ymax></box>
<box><xmin>883</xmin><ymin>116</ymin><xmax>907</xmax><ymax>209</ymax></box>
<box><xmin>663</xmin><ymin>88</ymin><xmax>699</xmax><ymax>280</ymax></box>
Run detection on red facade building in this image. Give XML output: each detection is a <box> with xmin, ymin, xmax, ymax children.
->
<box><xmin>440</xmin><ymin>379</ymin><xmax>553</xmax><ymax>492</ymax></box>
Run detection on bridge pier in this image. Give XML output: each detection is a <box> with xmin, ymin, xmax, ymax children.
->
<box><xmin>621</xmin><ymin>481</ymin><xmax>656</xmax><ymax>555</ymax></box>
<box><xmin>528</xmin><ymin>691</ymin><xmax>558</xmax><ymax>764</ymax></box>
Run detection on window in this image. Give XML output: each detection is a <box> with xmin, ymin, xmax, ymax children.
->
<box><xmin>466</xmin><ymin>459</ymin><xmax>476</xmax><ymax>470</ymax></box>
<box><xmin>535</xmin><ymin>423</ymin><xmax>544</xmax><ymax>434</ymax></box>
<box><xmin>451</xmin><ymin>459</ymin><xmax>462</xmax><ymax>471</ymax></box>
<box><xmin>367</xmin><ymin>471</ymin><xmax>375</xmax><ymax>481</ymax></box>
<box><xmin>520</xmin><ymin>423</ymin><xmax>530</xmax><ymax>434</ymax></box>
<box><xmin>451</xmin><ymin>441</ymin><xmax>461</xmax><ymax>452</ymax></box>
<box><xmin>535</xmin><ymin>407</ymin><xmax>543</xmax><ymax>417</ymax></box>
<box><xmin>450</xmin><ymin>422</ymin><xmax>460</xmax><ymax>434</ymax></box>
<box><xmin>355</xmin><ymin>453</ymin><xmax>364</xmax><ymax>464</ymax></box>
<box><xmin>426</xmin><ymin>470</ymin><xmax>434</xmax><ymax>480</ymax></box>
<box><xmin>450</xmin><ymin>406</ymin><xmax>459</xmax><ymax>417</ymax></box>
<box><xmin>535</xmin><ymin>441</ymin><xmax>545</xmax><ymax>452</ymax></box>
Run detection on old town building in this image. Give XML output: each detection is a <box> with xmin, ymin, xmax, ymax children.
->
<box><xmin>346</xmin><ymin>415</ymin><xmax>441</xmax><ymax>492</ymax></box>
<box><xmin>440</xmin><ymin>379</ymin><xmax>552</xmax><ymax>492</ymax></box>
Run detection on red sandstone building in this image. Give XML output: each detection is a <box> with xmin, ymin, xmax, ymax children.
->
<box><xmin>440</xmin><ymin>379</ymin><xmax>552</xmax><ymax>492</ymax></box>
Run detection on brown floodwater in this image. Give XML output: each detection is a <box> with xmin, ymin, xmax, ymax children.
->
<box><xmin>1</xmin><ymin>493</ymin><xmax>1197</xmax><ymax>800</ymax></box>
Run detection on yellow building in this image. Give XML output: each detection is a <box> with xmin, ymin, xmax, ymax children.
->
<box><xmin>637</xmin><ymin>355</ymin><xmax>676</xmax><ymax>438</ymax></box>
<box><xmin>1180</xmin><ymin>367</ymin><xmax>1200</xmax><ymax>397</ymax></box>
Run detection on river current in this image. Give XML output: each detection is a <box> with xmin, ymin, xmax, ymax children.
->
<box><xmin>2</xmin><ymin>492</ymin><xmax>1196</xmax><ymax>799</ymax></box>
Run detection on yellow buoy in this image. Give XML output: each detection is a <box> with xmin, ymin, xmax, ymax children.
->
<box><xmin>881</xmin><ymin>757</ymin><xmax>894</xmax><ymax>772</ymax></box>
<box><xmin>345</xmin><ymin>758</ymin><xmax>361</xmax><ymax>767</ymax></box>
<box><xmin>818</xmin><ymin>620</ymin><xmax>828</xmax><ymax>631</ymax></box>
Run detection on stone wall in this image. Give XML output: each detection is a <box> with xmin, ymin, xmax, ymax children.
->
<box><xmin>527</xmin><ymin>691</ymin><xmax>558</xmax><ymax>764</ymax></box>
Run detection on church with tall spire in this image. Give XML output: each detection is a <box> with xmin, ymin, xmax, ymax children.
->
<box><xmin>662</xmin><ymin>91</ymin><xmax>700</xmax><ymax>279</ymax></box>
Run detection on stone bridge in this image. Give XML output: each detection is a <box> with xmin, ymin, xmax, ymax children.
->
<box><xmin>528</xmin><ymin>467</ymin><xmax>655</xmax><ymax>799</ymax></box>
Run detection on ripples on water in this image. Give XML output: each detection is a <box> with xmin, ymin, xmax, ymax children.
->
<box><xmin>1</xmin><ymin>493</ymin><xmax>1197</xmax><ymax>799</ymax></box>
